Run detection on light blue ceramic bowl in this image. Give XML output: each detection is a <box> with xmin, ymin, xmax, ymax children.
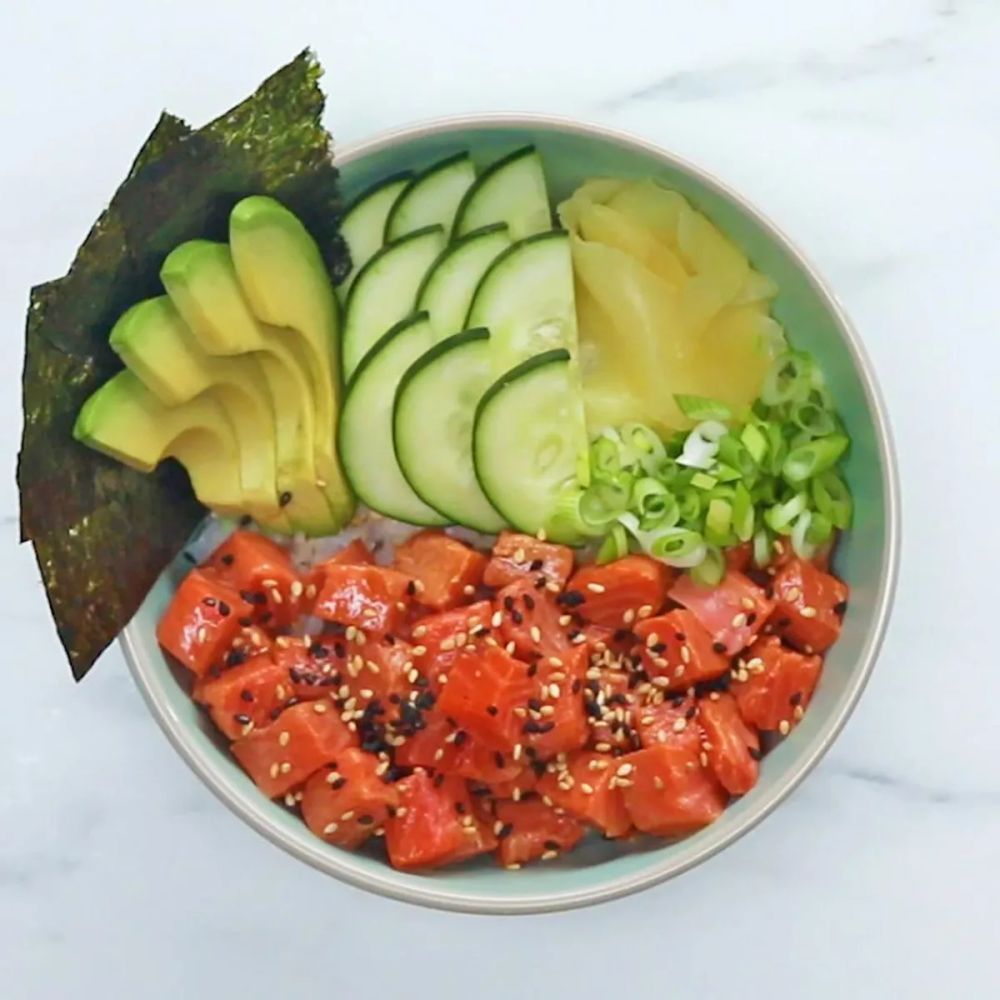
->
<box><xmin>122</xmin><ymin>115</ymin><xmax>900</xmax><ymax>914</ymax></box>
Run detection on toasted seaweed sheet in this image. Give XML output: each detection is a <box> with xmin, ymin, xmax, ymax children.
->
<box><xmin>18</xmin><ymin>50</ymin><xmax>349</xmax><ymax>679</ymax></box>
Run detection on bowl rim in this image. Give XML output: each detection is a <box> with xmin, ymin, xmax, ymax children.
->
<box><xmin>121</xmin><ymin>111</ymin><xmax>901</xmax><ymax>915</ymax></box>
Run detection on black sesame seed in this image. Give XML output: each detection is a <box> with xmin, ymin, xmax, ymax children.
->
<box><xmin>278</xmin><ymin>491</ymin><xmax>293</xmax><ymax>507</ymax></box>
<box><xmin>357</xmin><ymin>814</ymin><xmax>375</xmax><ymax>825</ymax></box>
<box><xmin>523</xmin><ymin>594</ymin><xmax>536</xmax><ymax>611</ymax></box>
<box><xmin>470</xmin><ymin>784</ymin><xmax>492</xmax><ymax>797</ymax></box>
<box><xmin>486</xmin><ymin>705</ymin><xmax>499</xmax><ymax>716</ymax></box>
<box><xmin>238</xmin><ymin>616</ymin><xmax>253</xmax><ymax>627</ymax></box>
<box><xmin>543</xmin><ymin>839</ymin><xmax>560</xmax><ymax>851</ymax></box>
<box><xmin>220</xmin><ymin>553</ymin><xmax>235</xmax><ymax>566</ymax></box>
<box><xmin>776</xmin><ymin>618</ymin><xmax>791</xmax><ymax>629</ymax></box>
<box><xmin>571</xmin><ymin>679</ymin><xmax>581</xmax><ymax>694</ymax></box>
<box><xmin>259</xmin><ymin>611</ymin><xmax>273</xmax><ymax>625</ymax></box>
<box><xmin>331</xmin><ymin>777</ymin><xmax>347</xmax><ymax>790</ymax></box>
<box><xmin>269</xmin><ymin>707</ymin><xmax>283</xmax><ymax>720</ymax></box>
<box><xmin>239</xmin><ymin>689</ymin><xmax>254</xmax><ymax>703</ymax></box>
<box><xmin>218</xmin><ymin>601</ymin><xmax>231</xmax><ymax>617</ymax></box>
<box><xmin>749</xmin><ymin>747</ymin><xmax>763</xmax><ymax>761</ymax></box>
<box><xmin>239</xmin><ymin>515</ymin><xmax>253</xmax><ymax>527</ymax></box>
<box><xmin>528</xmin><ymin>697</ymin><xmax>543</xmax><ymax>712</ymax></box>
<box><xmin>712</xmin><ymin>641</ymin><xmax>727</xmax><ymax>654</ymax></box>
<box><xmin>790</xmin><ymin>691</ymin><xmax>803</xmax><ymax>707</ymax></box>
<box><xmin>526</xmin><ymin>663</ymin><xmax>538</xmax><ymax>678</ymax></box>
<box><xmin>453</xmin><ymin>730</ymin><xmax>468</xmax><ymax>747</ymax></box>
<box><xmin>503</xmin><ymin>595</ymin><xmax>516</xmax><ymax>612</ymax></box>
<box><xmin>529</xmin><ymin>559</ymin><xmax>544</xmax><ymax>571</ymax></box>
<box><xmin>531</xmin><ymin>759</ymin><xmax>547</xmax><ymax>777</ymax></box>
<box><xmin>494</xmin><ymin>751</ymin><xmax>506</xmax><ymax>769</ymax></box>
<box><xmin>745</xmin><ymin>612</ymin><xmax>757</xmax><ymax>626</ymax></box>
<box><xmin>385</xmin><ymin>634</ymin><xmax>396</xmax><ymax>645</ymax></box>
<box><xmin>406</xmin><ymin>580</ymin><xmax>417</xmax><ymax>596</ymax></box>
<box><xmin>511</xmin><ymin>609</ymin><xmax>524</xmax><ymax>625</ymax></box>
<box><xmin>455</xmin><ymin>802</ymin><xmax>466</xmax><ymax>815</ymax></box>
<box><xmin>651</xmin><ymin>643</ymin><xmax>667</xmax><ymax>654</ymax></box>
<box><xmin>333</xmin><ymin>642</ymin><xmax>346</xmax><ymax>658</ymax></box>
<box><xmin>675</xmin><ymin>632</ymin><xmax>687</xmax><ymax>642</ymax></box>
<box><xmin>556</xmin><ymin>590</ymin><xmax>585</xmax><ymax>608</ymax></box>
<box><xmin>498</xmin><ymin>823</ymin><xmax>514</xmax><ymax>839</ymax></box>
<box><xmin>834</xmin><ymin>600</ymin><xmax>848</xmax><ymax>616</ymax></box>
<box><xmin>433</xmin><ymin>773</ymin><xmax>445</xmax><ymax>788</ymax></box>
<box><xmin>685</xmin><ymin>706</ymin><xmax>697</xmax><ymax>720</ymax></box>
<box><xmin>225</xmin><ymin>649</ymin><xmax>248</xmax><ymax>668</ymax></box>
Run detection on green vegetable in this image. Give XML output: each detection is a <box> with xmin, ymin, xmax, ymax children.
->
<box><xmin>18</xmin><ymin>50</ymin><xmax>348</xmax><ymax>679</ymax></box>
<box><xmin>674</xmin><ymin>394</ymin><xmax>732</xmax><ymax>422</ymax></box>
<box><xmin>596</xmin><ymin>524</ymin><xmax>630</xmax><ymax>564</ymax></box>
<box><xmin>577</xmin><ymin>348</ymin><xmax>852</xmax><ymax>579</ymax></box>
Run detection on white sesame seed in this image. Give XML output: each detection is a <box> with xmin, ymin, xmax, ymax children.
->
<box><xmin>645</xmin><ymin>632</ymin><xmax>660</xmax><ymax>648</ymax></box>
<box><xmin>284</xmin><ymin>793</ymin><xmax>297</xmax><ymax>807</ymax></box>
<box><xmin>196</xmin><ymin>626</ymin><xmax>207</xmax><ymax>644</ymax></box>
<box><xmin>275</xmin><ymin>636</ymin><xmax>291</xmax><ymax>649</ymax></box>
<box><xmin>680</xmin><ymin>645</ymin><xmax>691</xmax><ymax>664</ymax></box>
<box><xmin>269</xmin><ymin>763</ymin><xmax>280</xmax><ymax>779</ymax></box>
<box><xmin>305</xmin><ymin>584</ymin><xmax>317</xmax><ymax>600</ymax></box>
<box><xmin>653</xmin><ymin>775</ymin><xmax>665</xmax><ymax>790</ymax></box>
<box><xmin>434</xmin><ymin>748</ymin><xmax>445</xmax><ymax>761</ymax></box>
<box><xmin>275</xmin><ymin>683</ymin><xmax>287</xmax><ymax>700</ymax></box>
<box><xmin>278</xmin><ymin>731</ymin><xmax>290</xmax><ymax>746</ymax></box>
<box><xmin>673</xmin><ymin>718</ymin><xmax>688</xmax><ymax>733</ymax></box>
<box><xmin>616</xmin><ymin>762</ymin><xmax>633</xmax><ymax>776</ymax></box>
<box><xmin>438</xmin><ymin>673</ymin><xmax>449</xmax><ymax>685</ymax></box>
<box><xmin>779</xmin><ymin>719</ymin><xmax>791</xmax><ymax>735</ymax></box>
<box><xmin>290</xmin><ymin>580</ymin><xmax>304</xmax><ymax>599</ymax></box>
<box><xmin>440</xmin><ymin>637</ymin><xmax>456</xmax><ymax>651</ymax></box>
<box><xmin>640</xmin><ymin>715</ymin><xmax>655</xmax><ymax>726</ymax></box>
<box><xmin>345</xmin><ymin>626</ymin><xmax>357</xmax><ymax>641</ymax></box>
<box><xmin>548</xmin><ymin>683</ymin><xmax>561</xmax><ymax>699</ymax></box>
<box><xmin>785</xmin><ymin>586</ymin><xmax>801</xmax><ymax>602</ymax></box>
<box><xmin>541</xmin><ymin>849</ymin><xmax>559</xmax><ymax>861</ymax></box>
<box><xmin>571</xmin><ymin>633</ymin><xmax>587</xmax><ymax>644</ymax></box>
<box><xmin>800</xmin><ymin>606</ymin><xmax>818</xmax><ymax>618</ymax></box>
<box><xmin>587</xmin><ymin>582</ymin><xmax>606</xmax><ymax>594</ymax></box>
<box><xmin>540</xmin><ymin>705</ymin><xmax>555</xmax><ymax>716</ymax></box>
<box><xmin>558</xmin><ymin>614</ymin><xmax>573</xmax><ymax>626</ymax></box>
<box><xmin>506</xmin><ymin>863</ymin><xmax>522</xmax><ymax>870</ymax></box>
<box><xmin>462</xmin><ymin>584</ymin><xmax>476</xmax><ymax>596</ymax></box>
<box><xmin>412</xmin><ymin>625</ymin><xmax>427</xmax><ymax>638</ymax></box>
<box><xmin>362</xmin><ymin>607</ymin><xmax>378</xmax><ymax>618</ymax></box>
<box><xmin>340</xmin><ymin>810</ymin><xmax>355</xmax><ymax>821</ymax></box>
<box><xmin>594</xmin><ymin>742</ymin><xmax>612</xmax><ymax>753</ymax></box>
<box><xmin>536</xmin><ymin>528</ymin><xmax>548</xmax><ymax>541</ymax></box>
<box><xmin>455</xmin><ymin>631</ymin><xmax>467</xmax><ymax>647</ymax></box>
<box><xmin>505</xmin><ymin>641</ymin><xmax>517</xmax><ymax>655</ymax></box>
<box><xmin>548</xmin><ymin>656</ymin><xmax>564</xmax><ymax>667</ymax></box>
<box><xmin>513</xmin><ymin>743</ymin><xmax>523</xmax><ymax>761</ymax></box>
<box><xmin>530</xmin><ymin>626</ymin><xmax>542</xmax><ymax>644</ymax></box>
<box><xmin>637</xmin><ymin>604</ymin><xmax>654</xmax><ymax>619</ymax></box>
<box><xmin>512</xmin><ymin>787</ymin><xmax>522</xmax><ymax>801</ymax></box>
<box><xmin>674</xmin><ymin>665</ymin><xmax>686</xmax><ymax>678</ymax></box>
<box><xmin>411</xmin><ymin>645</ymin><xmax>427</xmax><ymax>657</ymax></box>
<box><xmin>271</xmin><ymin>588</ymin><xmax>283</xmax><ymax>606</ymax></box>
<box><xmin>323</xmin><ymin>822</ymin><xmax>339</xmax><ymax>835</ymax></box>
<box><xmin>491</xmin><ymin>610</ymin><xmax>503</xmax><ymax>628</ymax></box>
<box><xmin>731</xmin><ymin>612</ymin><xmax>747</xmax><ymax>628</ymax></box>
<box><xmin>545</xmin><ymin>581</ymin><xmax>561</xmax><ymax>593</ymax></box>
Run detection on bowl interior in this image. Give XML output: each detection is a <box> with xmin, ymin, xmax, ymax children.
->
<box><xmin>123</xmin><ymin>118</ymin><xmax>896</xmax><ymax>913</ymax></box>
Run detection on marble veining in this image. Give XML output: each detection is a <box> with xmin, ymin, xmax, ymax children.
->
<box><xmin>2</xmin><ymin>0</ymin><xmax>998</xmax><ymax>997</ymax></box>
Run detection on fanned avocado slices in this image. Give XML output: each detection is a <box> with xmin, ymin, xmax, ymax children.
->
<box><xmin>18</xmin><ymin>50</ymin><xmax>351</xmax><ymax>679</ymax></box>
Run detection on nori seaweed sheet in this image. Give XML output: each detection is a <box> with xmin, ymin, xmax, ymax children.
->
<box><xmin>18</xmin><ymin>50</ymin><xmax>348</xmax><ymax>679</ymax></box>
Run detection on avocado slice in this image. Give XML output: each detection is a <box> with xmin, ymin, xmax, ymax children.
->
<box><xmin>159</xmin><ymin>240</ymin><xmax>343</xmax><ymax>536</ymax></box>
<box><xmin>73</xmin><ymin>369</ymin><xmax>245</xmax><ymax>517</ymax></box>
<box><xmin>229</xmin><ymin>196</ymin><xmax>355</xmax><ymax>528</ymax></box>
<box><xmin>108</xmin><ymin>296</ymin><xmax>288</xmax><ymax>528</ymax></box>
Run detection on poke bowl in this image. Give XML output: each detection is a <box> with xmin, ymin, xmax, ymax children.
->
<box><xmin>116</xmin><ymin>113</ymin><xmax>899</xmax><ymax>913</ymax></box>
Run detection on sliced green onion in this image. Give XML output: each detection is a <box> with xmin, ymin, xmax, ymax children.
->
<box><xmin>677</xmin><ymin>420</ymin><xmax>728</xmax><ymax>470</ymax></box>
<box><xmin>752</xmin><ymin>527</ymin><xmax>772</xmax><ymax>568</ymax></box>
<box><xmin>677</xmin><ymin>487</ymin><xmax>702</xmax><ymax>524</ymax></box>
<box><xmin>782</xmin><ymin>434</ymin><xmax>849</xmax><ymax>484</ymax></box>
<box><xmin>649</xmin><ymin>527</ymin><xmax>707</xmax><ymax>568</ymax></box>
<box><xmin>596</xmin><ymin>524</ymin><xmax>630</xmax><ymax>565</ymax></box>
<box><xmin>590</xmin><ymin>435</ymin><xmax>623</xmax><ymax>481</ymax></box>
<box><xmin>740</xmin><ymin>422</ymin><xmax>769</xmax><ymax>465</ymax></box>
<box><xmin>812</xmin><ymin>471</ymin><xmax>853</xmax><ymax>529</ymax></box>
<box><xmin>690</xmin><ymin>471</ymin><xmax>718</xmax><ymax>491</ymax></box>
<box><xmin>575</xmin><ymin>447</ymin><xmax>592</xmax><ymax>489</ymax></box>
<box><xmin>762</xmin><ymin>351</ymin><xmax>816</xmax><ymax>406</ymax></box>
<box><xmin>731</xmin><ymin>482</ymin><xmax>755</xmax><ymax>542</ymax></box>
<box><xmin>714</xmin><ymin>463</ymin><xmax>743</xmax><ymax>483</ymax></box>
<box><xmin>718</xmin><ymin>432</ymin><xmax>758</xmax><ymax>484</ymax></box>
<box><xmin>764</xmin><ymin>421</ymin><xmax>788</xmax><ymax>476</ymax></box>
<box><xmin>551</xmin><ymin>488</ymin><xmax>613</xmax><ymax>539</ymax></box>
<box><xmin>674</xmin><ymin>394</ymin><xmax>732</xmax><ymax>422</ymax></box>
<box><xmin>620</xmin><ymin>422</ymin><xmax>667</xmax><ymax>474</ymax></box>
<box><xmin>690</xmin><ymin>545</ymin><xmax>725</xmax><ymax>586</ymax></box>
<box><xmin>765</xmin><ymin>491</ymin><xmax>809</xmax><ymax>534</ymax></box>
<box><xmin>790</xmin><ymin>511</ymin><xmax>816</xmax><ymax>558</ymax></box>
<box><xmin>791</xmin><ymin>399</ymin><xmax>836</xmax><ymax>438</ymax></box>
<box><xmin>806</xmin><ymin>511</ymin><xmax>834</xmax><ymax>546</ymax></box>
<box><xmin>631</xmin><ymin>477</ymin><xmax>680</xmax><ymax>531</ymax></box>
<box><xmin>705</xmin><ymin>498</ymin><xmax>734</xmax><ymax>546</ymax></box>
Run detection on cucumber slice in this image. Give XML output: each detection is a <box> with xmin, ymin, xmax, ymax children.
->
<box><xmin>453</xmin><ymin>145</ymin><xmax>551</xmax><ymax>241</ymax></box>
<box><xmin>473</xmin><ymin>350</ymin><xmax>588</xmax><ymax>544</ymax></box>
<box><xmin>337</xmin><ymin>172</ymin><xmax>413</xmax><ymax>298</ymax></box>
<box><xmin>342</xmin><ymin>225</ymin><xmax>447</xmax><ymax>379</ymax></box>
<box><xmin>339</xmin><ymin>312</ymin><xmax>448</xmax><ymax>526</ymax></box>
<box><xmin>467</xmin><ymin>230</ymin><xmax>579</xmax><ymax>376</ymax></box>
<box><xmin>394</xmin><ymin>329</ymin><xmax>506</xmax><ymax>533</ymax></box>
<box><xmin>416</xmin><ymin>224</ymin><xmax>512</xmax><ymax>340</ymax></box>
<box><xmin>384</xmin><ymin>152</ymin><xmax>476</xmax><ymax>242</ymax></box>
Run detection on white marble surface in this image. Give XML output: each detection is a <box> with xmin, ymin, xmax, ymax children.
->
<box><xmin>3</xmin><ymin>0</ymin><xmax>999</xmax><ymax>996</ymax></box>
